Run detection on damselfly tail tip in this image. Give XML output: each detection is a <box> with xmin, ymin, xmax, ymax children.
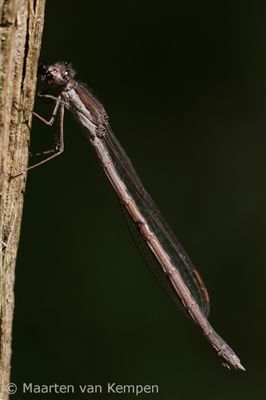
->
<box><xmin>237</xmin><ymin>362</ymin><xmax>246</xmax><ymax>372</ymax></box>
<box><xmin>223</xmin><ymin>361</ymin><xmax>246</xmax><ymax>371</ymax></box>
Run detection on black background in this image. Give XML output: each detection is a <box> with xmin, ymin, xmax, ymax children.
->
<box><xmin>11</xmin><ymin>1</ymin><xmax>266</xmax><ymax>398</ymax></box>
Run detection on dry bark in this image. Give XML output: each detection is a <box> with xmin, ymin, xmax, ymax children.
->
<box><xmin>0</xmin><ymin>1</ymin><xmax>46</xmax><ymax>398</ymax></box>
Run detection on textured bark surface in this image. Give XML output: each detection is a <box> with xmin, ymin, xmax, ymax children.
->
<box><xmin>0</xmin><ymin>1</ymin><xmax>46</xmax><ymax>398</ymax></box>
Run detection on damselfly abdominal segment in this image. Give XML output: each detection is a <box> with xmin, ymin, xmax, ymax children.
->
<box><xmin>33</xmin><ymin>61</ymin><xmax>244</xmax><ymax>371</ymax></box>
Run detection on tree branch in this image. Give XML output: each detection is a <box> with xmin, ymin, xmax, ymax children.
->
<box><xmin>0</xmin><ymin>1</ymin><xmax>46</xmax><ymax>398</ymax></box>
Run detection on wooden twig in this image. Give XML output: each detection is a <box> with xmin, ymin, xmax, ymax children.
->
<box><xmin>0</xmin><ymin>1</ymin><xmax>46</xmax><ymax>398</ymax></box>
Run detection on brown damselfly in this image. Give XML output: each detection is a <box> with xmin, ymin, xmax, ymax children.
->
<box><xmin>30</xmin><ymin>62</ymin><xmax>244</xmax><ymax>371</ymax></box>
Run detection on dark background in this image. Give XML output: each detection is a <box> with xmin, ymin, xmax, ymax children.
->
<box><xmin>11</xmin><ymin>0</ymin><xmax>266</xmax><ymax>398</ymax></box>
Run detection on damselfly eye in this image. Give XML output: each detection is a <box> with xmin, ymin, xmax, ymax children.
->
<box><xmin>38</xmin><ymin>63</ymin><xmax>48</xmax><ymax>75</ymax></box>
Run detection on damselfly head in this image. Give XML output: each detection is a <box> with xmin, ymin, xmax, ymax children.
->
<box><xmin>37</xmin><ymin>61</ymin><xmax>76</xmax><ymax>87</ymax></box>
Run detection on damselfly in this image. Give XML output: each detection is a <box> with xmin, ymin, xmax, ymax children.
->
<box><xmin>32</xmin><ymin>61</ymin><xmax>244</xmax><ymax>371</ymax></box>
